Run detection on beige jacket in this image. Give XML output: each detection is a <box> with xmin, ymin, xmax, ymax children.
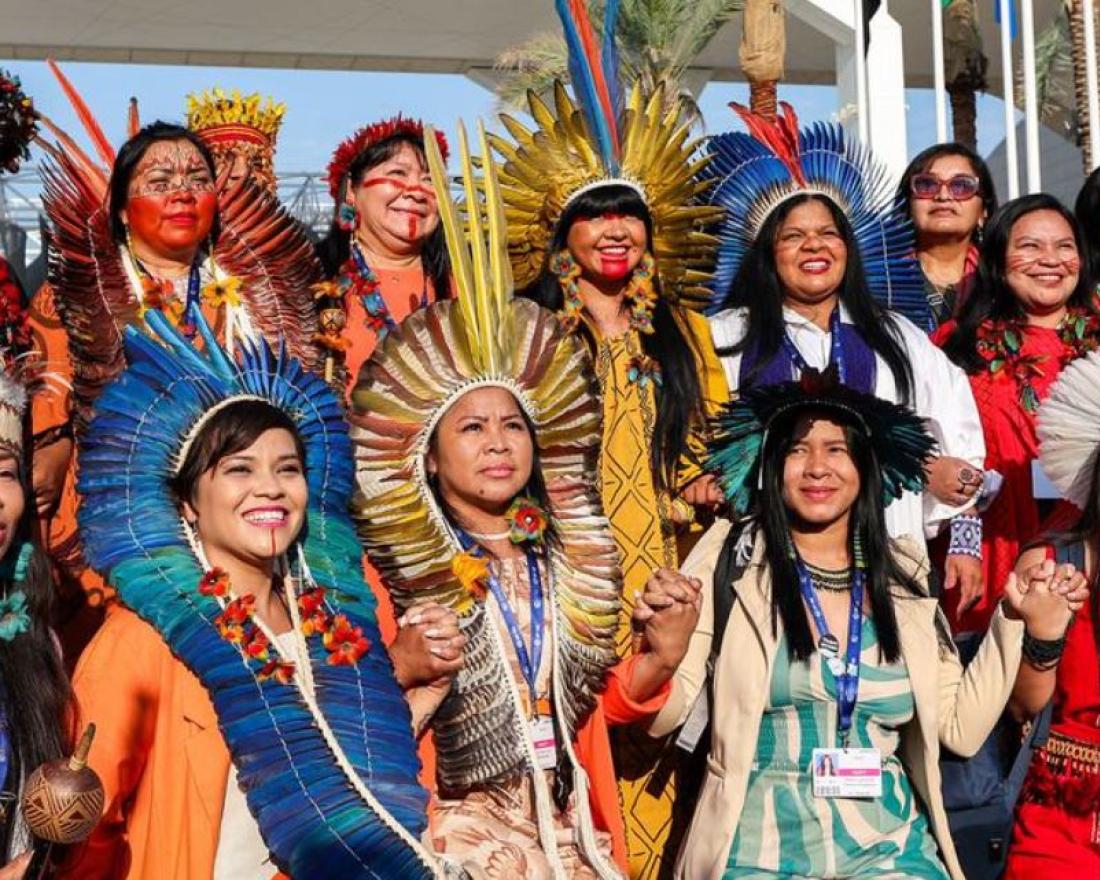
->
<box><xmin>652</xmin><ymin>520</ymin><xmax>1025</xmax><ymax>880</ymax></box>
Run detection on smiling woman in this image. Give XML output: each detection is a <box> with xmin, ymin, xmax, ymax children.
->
<box><xmin>937</xmin><ymin>194</ymin><xmax>1100</xmax><ymax>631</ymax></box>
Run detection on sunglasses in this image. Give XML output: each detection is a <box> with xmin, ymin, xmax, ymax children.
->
<box><xmin>910</xmin><ymin>173</ymin><xmax>981</xmax><ymax>201</ymax></box>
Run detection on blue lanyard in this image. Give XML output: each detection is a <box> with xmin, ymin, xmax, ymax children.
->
<box><xmin>781</xmin><ymin>307</ymin><xmax>847</xmax><ymax>384</ymax></box>
<box><xmin>136</xmin><ymin>257</ymin><xmax>203</xmax><ymax>339</ymax></box>
<box><xmin>797</xmin><ymin>559</ymin><xmax>864</xmax><ymax>745</ymax></box>
<box><xmin>0</xmin><ymin>685</ymin><xmax>9</xmax><ymax>792</ymax></box>
<box><xmin>457</xmin><ymin>533</ymin><xmax>545</xmax><ymax>705</ymax></box>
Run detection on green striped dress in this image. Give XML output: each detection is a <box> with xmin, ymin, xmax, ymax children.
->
<box><xmin>724</xmin><ymin>616</ymin><xmax>950</xmax><ymax>879</ymax></box>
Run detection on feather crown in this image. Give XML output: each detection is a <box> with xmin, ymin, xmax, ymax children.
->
<box><xmin>1038</xmin><ymin>349</ymin><xmax>1100</xmax><ymax>508</ymax></box>
<box><xmin>702</xmin><ymin>102</ymin><xmax>928</xmax><ymax>327</ymax></box>
<box><xmin>0</xmin><ymin>69</ymin><xmax>37</xmax><ymax>174</ymax></box>
<box><xmin>326</xmin><ymin>116</ymin><xmax>449</xmax><ymax>198</ymax></box>
<box><xmin>487</xmin><ymin>0</ymin><xmax>720</xmax><ymax>309</ymax></box>
<box><xmin>186</xmin><ymin>87</ymin><xmax>286</xmax><ymax>146</ymax></box>
<box><xmin>707</xmin><ymin>366</ymin><xmax>935</xmax><ymax>516</ymax></box>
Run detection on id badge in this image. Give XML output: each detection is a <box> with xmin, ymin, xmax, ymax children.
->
<box><xmin>530</xmin><ymin>716</ymin><xmax>557</xmax><ymax>771</ymax></box>
<box><xmin>811</xmin><ymin>747</ymin><xmax>883</xmax><ymax>799</ymax></box>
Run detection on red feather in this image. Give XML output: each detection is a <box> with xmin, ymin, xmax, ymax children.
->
<box><xmin>731</xmin><ymin>100</ymin><xmax>805</xmax><ymax>186</ymax></box>
<box><xmin>326</xmin><ymin>116</ymin><xmax>449</xmax><ymax>199</ymax></box>
<box><xmin>47</xmin><ymin>59</ymin><xmax>115</xmax><ymax>169</ymax></box>
<box><xmin>127</xmin><ymin>97</ymin><xmax>140</xmax><ymax>140</ymax></box>
<box><xmin>567</xmin><ymin>0</ymin><xmax>619</xmax><ymax>154</ymax></box>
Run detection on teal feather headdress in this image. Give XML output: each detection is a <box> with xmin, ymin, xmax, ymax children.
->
<box><xmin>708</xmin><ymin>367</ymin><xmax>935</xmax><ymax>516</ymax></box>
<box><xmin>78</xmin><ymin>309</ymin><xmax>437</xmax><ymax>879</ymax></box>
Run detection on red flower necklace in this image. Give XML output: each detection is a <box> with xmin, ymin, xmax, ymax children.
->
<box><xmin>202</xmin><ymin>567</ymin><xmax>370</xmax><ymax>683</ymax></box>
<box><xmin>976</xmin><ymin>306</ymin><xmax>1100</xmax><ymax>413</ymax></box>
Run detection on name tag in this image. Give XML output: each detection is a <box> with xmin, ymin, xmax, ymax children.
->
<box><xmin>530</xmin><ymin>716</ymin><xmax>557</xmax><ymax>771</ymax></box>
<box><xmin>811</xmin><ymin>747</ymin><xmax>883</xmax><ymax>799</ymax></box>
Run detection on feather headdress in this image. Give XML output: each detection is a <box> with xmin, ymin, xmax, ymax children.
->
<box><xmin>326</xmin><ymin>116</ymin><xmax>449</xmax><ymax>199</ymax></box>
<box><xmin>0</xmin><ymin>69</ymin><xmax>37</xmax><ymax>174</ymax></box>
<box><xmin>37</xmin><ymin>62</ymin><xmax>323</xmax><ymax>430</ymax></box>
<box><xmin>702</xmin><ymin>102</ymin><xmax>928</xmax><ymax>327</ymax></box>
<box><xmin>1037</xmin><ymin>349</ymin><xmax>1100</xmax><ymax>508</ymax></box>
<box><xmin>78</xmin><ymin>309</ymin><xmax>437</xmax><ymax>879</ymax></box>
<box><xmin>350</xmin><ymin>121</ymin><xmax>621</xmax><ymax>836</ymax></box>
<box><xmin>708</xmin><ymin>366</ymin><xmax>935</xmax><ymax>516</ymax></box>
<box><xmin>488</xmin><ymin>0</ymin><xmax>720</xmax><ymax>309</ymax></box>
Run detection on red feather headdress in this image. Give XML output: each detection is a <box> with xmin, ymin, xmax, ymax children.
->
<box><xmin>326</xmin><ymin>116</ymin><xmax>449</xmax><ymax>198</ymax></box>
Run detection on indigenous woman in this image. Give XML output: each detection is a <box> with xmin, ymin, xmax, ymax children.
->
<box><xmin>896</xmin><ymin>143</ymin><xmax>997</xmax><ymax>327</ymax></box>
<box><xmin>704</xmin><ymin>104</ymin><xmax>986</xmax><ymax>614</ymax></box>
<box><xmin>352</xmin><ymin>123</ymin><xmax>696</xmax><ymax>880</ymax></box>
<box><xmin>653</xmin><ymin>369</ymin><xmax>1086</xmax><ymax>880</ymax></box>
<box><xmin>186</xmin><ymin>87</ymin><xmax>285</xmax><ymax>192</ymax></box>
<box><xmin>61</xmin><ymin>311</ymin><xmax>437</xmax><ymax>880</ymax></box>
<box><xmin>315</xmin><ymin>117</ymin><xmax>450</xmax><ymax>390</ymax></box>
<box><xmin>1005</xmin><ymin>350</ymin><xmax>1100</xmax><ymax>877</ymax></box>
<box><xmin>937</xmin><ymin>194</ymin><xmax>1100</xmax><ymax>632</ymax></box>
<box><xmin>489</xmin><ymin>7</ymin><xmax>726</xmax><ymax>873</ymax></box>
<box><xmin>29</xmin><ymin>76</ymin><xmax>321</xmax><ymax>656</ymax></box>
<box><xmin>0</xmin><ymin>366</ymin><xmax>74</xmax><ymax>880</ymax></box>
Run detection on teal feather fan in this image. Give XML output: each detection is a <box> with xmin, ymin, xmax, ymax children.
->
<box><xmin>78</xmin><ymin>309</ymin><xmax>436</xmax><ymax>879</ymax></box>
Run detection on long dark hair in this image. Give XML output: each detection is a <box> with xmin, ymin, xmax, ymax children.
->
<box><xmin>755</xmin><ymin>408</ymin><xmax>923</xmax><ymax>663</ymax></box>
<box><xmin>717</xmin><ymin>193</ymin><xmax>915</xmax><ymax>405</ymax></box>
<box><xmin>1074</xmin><ymin>164</ymin><xmax>1100</xmax><ymax>285</ymax></box>
<box><xmin>895</xmin><ymin>141</ymin><xmax>998</xmax><ymax>240</ymax></box>
<box><xmin>942</xmin><ymin>194</ymin><xmax>1094</xmax><ymax>374</ymax></box>
<box><xmin>520</xmin><ymin>184</ymin><xmax>705</xmax><ymax>492</ymax></box>
<box><xmin>315</xmin><ymin>134</ymin><xmax>450</xmax><ymax>297</ymax></box>
<box><xmin>0</xmin><ymin>462</ymin><xmax>74</xmax><ymax>855</ymax></box>
<box><xmin>1031</xmin><ymin>456</ymin><xmax>1100</xmax><ymax>658</ymax></box>
<box><xmin>108</xmin><ymin>121</ymin><xmax>221</xmax><ymax>246</ymax></box>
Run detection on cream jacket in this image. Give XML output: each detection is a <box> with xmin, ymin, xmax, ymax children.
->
<box><xmin>652</xmin><ymin>520</ymin><xmax>1024</xmax><ymax>880</ymax></box>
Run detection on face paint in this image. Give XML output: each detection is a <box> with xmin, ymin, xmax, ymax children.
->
<box><xmin>127</xmin><ymin>140</ymin><xmax>215</xmax><ymax>199</ymax></box>
<box><xmin>352</xmin><ymin>142</ymin><xmax>441</xmax><ymax>254</ymax></box>
<box><xmin>565</xmin><ymin>212</ymin><xmax>647</xmax><ymax>284</ymax></box>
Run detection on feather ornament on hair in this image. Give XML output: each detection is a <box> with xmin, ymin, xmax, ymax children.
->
<box><xmin>46</xmin><ymin>59</ymin><xmax>114</xmax><ymax>169</ymax></box>
<box><xmin>556</xmin><ymin>0</ymin><xmax>621</xmax><ymax>171</ymax></box>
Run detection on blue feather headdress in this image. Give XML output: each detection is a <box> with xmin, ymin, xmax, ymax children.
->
<box><xmin>707</xmin><ymin>366</ymin><xmax>935</xmax><ymax>516</ymax></box>
<box><xmin>78</xmin><ymin>309</ymin><xmax>437</xmax><ymax>879</ymax></box>
<box><xmin>702</xmin><ymin>102</ymin><xmax>929</xmax><ymax>328</ymax></box>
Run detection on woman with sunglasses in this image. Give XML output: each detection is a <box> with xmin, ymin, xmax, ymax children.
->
<box><xmin>938</xmin><ymin>194</ymin><xmax>1100</xmax><ymax>633</ymax></box>
<box><xmin>896</xmin><ymin>143</ymin><xmax>997</xmax><ymax>327</ymax></box>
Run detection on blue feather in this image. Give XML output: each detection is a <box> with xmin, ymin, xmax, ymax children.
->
<box><xmin>556</xmin><ymin>0</ymin><xmax>618</xmax><ymax>171</ymax></box>
<box><xmin>601</xmin><ymin>0</ymin><xmax>623</xmax><ymax>119</ymax></box>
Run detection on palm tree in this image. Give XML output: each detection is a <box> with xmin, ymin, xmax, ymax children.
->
<box><xmin>943</xmin><ymin>0</ymin><xmax>988</xmax><ymax>150</ymax></box>
<box><xmin>1030</xmin><ymin>1</ymin><xmax>1095</xmax><ymax>173</ymax></box>
<box><xmin>495</xmin><ymin>0</ymin><xmax>745</xmax><ymax>128</ymax></box>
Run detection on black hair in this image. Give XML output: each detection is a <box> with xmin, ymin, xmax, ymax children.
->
<box><xmin>755</xmin><ymin>407</ymin><xmax>923</xmax><ymax>663</ymax></box>
<box><xmin>1074</xmin><ymin>164</ymin><xmax>1100</xmax><ymax>285</ymax></box>
<box><xmin>170</xmin><ymin>400</ymin><xmax>306</xmax><ymax>506</ymax></box>
<box><xmin>716</xmin><ymin>193</ymin><xmax>915</xmax><ymax>405</ymax></box>
<box><xmin>108</xmin><ymin>121</ymin><xmax>221</xmax><ymax>246</ymax></box>
<box><xmin>519</xmin><ymin>184</ymin><xmax>705</xmax><ymax>492</ymax></box>
<box><xmin>942</xmin><ymin>194</ymin><xmax>1094</xmax><ymax>374</ymax></box>
<box><xmin>895</xmin><ymin>141</ymin><xmax>998</xmax><ymax>240</ymax></box>
<box><xmin>315</xmin><ymin>133</ymin><xmax>450</xmax><ymax>298</ymax></box>
<box><xmin>0</xmin><ymin>457</ymin><xmax>74</xmax><ymax>856</ymax></box>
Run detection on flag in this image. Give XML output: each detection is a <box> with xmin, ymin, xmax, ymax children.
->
<box><xmin>993</xmin><ymin>0</ymin><xmax>1018</xmax><ymax>41</ymax></box>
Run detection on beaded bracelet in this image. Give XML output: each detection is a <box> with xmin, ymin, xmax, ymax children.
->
<box><xmin>1022</xmin><ymin>631</ymin><xmax>1067</xmax><ymax>671</ymax></box>
<box><xmin>947</xmin><ymin>514</ymin><xmax>982</xmax><ymax>560</ymax></box>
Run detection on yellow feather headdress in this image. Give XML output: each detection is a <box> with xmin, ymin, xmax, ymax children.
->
<box><xmin>350</xmin><ymin>122</ymin><xmax>621</xmax><ymax>785</ymax></box>
<box><xmin>488</xmin><ymin>81</ymin><xmax>722</xmax><ymax>310</ymax></box>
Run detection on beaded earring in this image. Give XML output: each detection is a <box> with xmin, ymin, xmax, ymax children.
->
<box><xmin>550</xmin><ymin>249</ymin><xmax>584</xmax><ymax>332</ymax></box>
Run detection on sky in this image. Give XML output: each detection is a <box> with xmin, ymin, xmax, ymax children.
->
<box><xmin>0</xmin><ymin>58</ymin><xmax>1020</xmax><ymax>179</ymax></box>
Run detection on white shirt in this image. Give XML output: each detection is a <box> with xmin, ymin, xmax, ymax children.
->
<box><xmin>709</xmin><ymin>304</ymin><xmax>985</xmax><ymax>543</ymax></box>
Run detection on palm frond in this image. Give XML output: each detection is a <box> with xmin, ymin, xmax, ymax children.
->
<box><xmin>495</xmin><ymin>32</ymin><xmax>569</xmax><ymax>110</ymax></box>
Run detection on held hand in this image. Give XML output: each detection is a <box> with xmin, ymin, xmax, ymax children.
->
<box><xmin>678</xmin><ymin>475</ymin><xmax>725</xmax><ymax>512</ymax></box>
<box><xmin>388</xmin><ymin>602</ymin><xmax>466</xmax><ymax>691</ymax></box>
<box><xmin>1002</xmin><ymin>560</ymin><xmax>1086</xmax><ymax>639</ymax></box>
<box><xmin>925</xmin><ymin>456</ymin><xmax>983</xmax><ymax>508</ymax></box>
<box><xmin>943</xmin><ymin>554</ymin><xmax>984</xmax><ymax>619</ymax></box>
<box><xmin>0</xmin><ymin>851</ymin><xmax>31</xmax><ymax>880</ymax></box>
<box><xmin>633</xmin><ymin>568</ymin><xmax>702</xmax><ymax>671</ymax></box>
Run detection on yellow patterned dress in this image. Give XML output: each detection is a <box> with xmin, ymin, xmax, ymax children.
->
<box><xmin>590</xmin><ymin>309</ymin><xmax>728</xmax><ymax>879</ymax></box>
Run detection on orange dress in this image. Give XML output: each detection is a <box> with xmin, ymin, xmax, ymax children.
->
<box><xmin>58</xmin><ymin>605</ymin><xmax>285</xmax><ymax>880</ymax></box>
